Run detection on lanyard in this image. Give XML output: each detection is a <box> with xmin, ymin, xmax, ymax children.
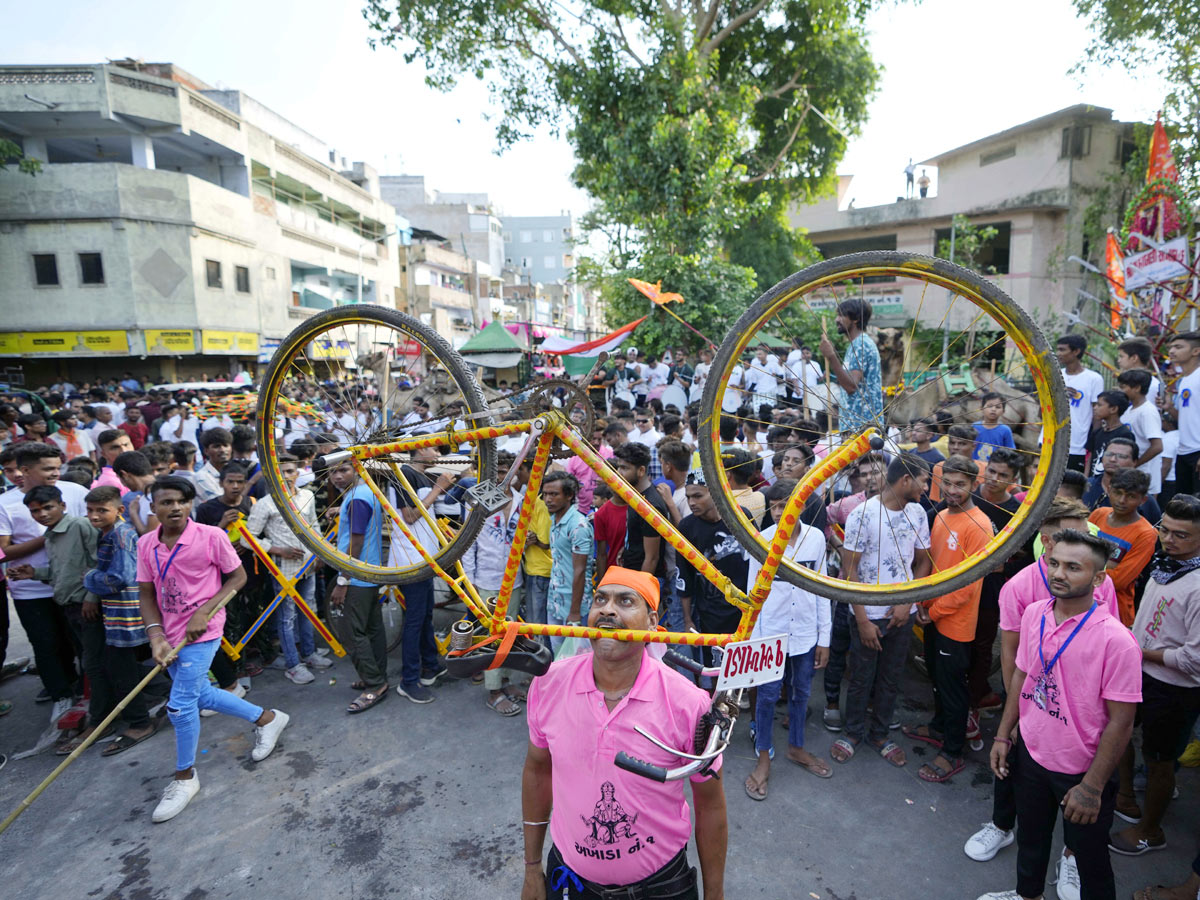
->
<box><xmin>1037</xmin><ymin>558</ymin><xmax>1052</xmax><ymax>595</ymax></box>
<box><xmin>1038</xmin><ymin>601</ymin><xmax>1097</xmax><ymax>678</ymax></box>
<box><xmin>154</xmin><ymin>539</ymin><xmax>185</xmax><ymax>584</ymax></box>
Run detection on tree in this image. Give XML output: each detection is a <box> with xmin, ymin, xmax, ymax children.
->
<box><xmin>0</xmin><ymin>139</ymin><xmax>42</xmax><ymax>176</ymax></box>
<box><xmin>936</xmin><ymin>215</ymin><xmax>1000</xmax><ymax>275</ymax></box>
<box><xmin>1071</xmin><ymin>0</ymin><xmax>1199</xmax><ymax>191</ymax></box>
<box><xmin>363</xmin><ymin>1</ymin><xmax>881</xmax><ymax>353</ymax></box>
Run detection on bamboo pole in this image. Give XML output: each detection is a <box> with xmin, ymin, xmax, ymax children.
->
<box><xmin>0</xmin><ymin>591</ymin><xmax>238</xmax><ymax>837</ymax></box>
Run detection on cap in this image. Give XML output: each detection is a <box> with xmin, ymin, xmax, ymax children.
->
<box><xmin>597</xmin><ymin>566</ymin><xmax>660</xmax><ymax>611</ymax></box>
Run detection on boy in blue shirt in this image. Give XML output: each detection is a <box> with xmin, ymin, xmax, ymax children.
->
<box><xmin>973</xmin><ymin>391</ymin><xmax>1015</xmax><ymax>462</ymax></box>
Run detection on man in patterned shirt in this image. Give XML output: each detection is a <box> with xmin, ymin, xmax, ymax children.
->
<box><xmin>819</xmin><ymin>298</ymin><xmax>883</xmax><ymax>434</ymax></box>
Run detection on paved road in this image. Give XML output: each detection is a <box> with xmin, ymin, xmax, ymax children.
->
<box><xmin>1</xmin><ymin>601</ymin><xmax>1195</xmax><ymax>899</ymax></box>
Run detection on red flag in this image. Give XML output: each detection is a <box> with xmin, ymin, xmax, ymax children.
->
<box><xmin>1105</xmin><ymin>231</ymin><xmax>1126</xmax><ymax>330</ymax></box>
<box><xmin>1147</xmin><ymin>113</ymin><xmax>1179</xmax><ymax>184</ymax></box>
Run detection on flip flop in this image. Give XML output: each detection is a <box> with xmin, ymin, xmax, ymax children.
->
<box><xmin>788</xmin><ymin>754</ymin><xmax>833</xmax><ymax>778</ymax></box>
<box><xmin>918</xmin><ymin>756</ymin><xmax>965</xmax><ymax>783</ymax></box>
<box><xmin>101</xmin><ymin>719</ymin><xmax>162</xmax><ymax>757</ymax></box>
<box><xmin>870</xmin><ymin>739</ymin><xmax>907</xmax><ymax>767</ymax></box>
<box><xmin>744</xmin><ymin>774</ymin><xmax>768</xmax><ymax>801</ymax></box>
<box><xmin>503</xmin><ymin>683</ymin><xmax>529</xmax><ymax>702</ymax></box>
<box><xmin>486</xmin><ymin>693</ymin><xmax>522</xmax><ymax>717</ymax></box>
<box><xmin>830</xmin><ymin>738</ymin><xmax>858</xmax><ymax>763</ymax></box>
<box><xmin>348</xmin><ymin>686</ymin><xmax>389</xmax><ymax>714</ymax></box>
<box><xmin>54</xmin><ymin>723</ymin><xmax>116</xmax><ymax>756</ymax></box>
<box><xmin>902</xmin><ymin>724</ymin><xmax>944</xmax><ymax>748</ymax></box>
<box><xmin>1133</xmin><ymin>886</ymin><xmax>1178</xmax><ymax>900</ymax></box>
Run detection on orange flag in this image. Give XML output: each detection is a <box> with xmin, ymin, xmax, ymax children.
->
<box><xmin>1147</xmin><ymin>113</ymin><xmax>1179</xmax><ymax>184</ymax></box>
<box><xmin>1105</xmin><ymin>230</ymin><xmax>1126</xmax><ymax>330</ymax></box>
<box><xmin>628</xmin><ymin>278</ymin><xmax>684</xmax><ymax>305</ymax></box>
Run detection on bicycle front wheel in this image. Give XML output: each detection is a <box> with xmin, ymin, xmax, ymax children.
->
<box><xmin>700</xmin><ymin>251</ymin><xmax>1067</xmax><ymax>605</ymax></box>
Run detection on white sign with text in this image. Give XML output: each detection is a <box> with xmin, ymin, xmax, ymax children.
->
<box><xmin>715</xmin><ymin>634</ymin><xmax>788</xmax><ymax>692</ymax></box>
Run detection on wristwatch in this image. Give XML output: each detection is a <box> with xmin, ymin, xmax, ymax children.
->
<box><xmin>336</xmin><ymin>575</ymin><xmax>350</xmax><ymax>587</ymax></box>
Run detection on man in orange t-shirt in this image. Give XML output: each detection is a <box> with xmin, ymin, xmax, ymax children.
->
<box><xmin>907</xmin><ymin>456</ymin><xmax>994</xmax><ymax>783</ymax></box>
<box><xmin>1087</xmin><ymin>467</ymin><xmax>1157</xmax><ymax>626</ymax></box>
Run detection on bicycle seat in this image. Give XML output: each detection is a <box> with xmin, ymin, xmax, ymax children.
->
<box><xmin>445</xmin><ymin>636</ymin><xmax>553</xmax><ymax>679</ymax></box>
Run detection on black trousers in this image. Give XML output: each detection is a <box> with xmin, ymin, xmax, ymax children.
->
<box><xmin>1067</xmin><ymin>453</ymin><xmax>1087</xmax><ymax>473</ymax></box>
<box><xmin>1014</xmin><ymin>742</ymin><xmax>1116</xmax><ymax>900</ymax></box>
<box><xmin>545</xmin><ymin>844</ymin><xmax>697</xmax><ymax>899</ymax></box>
<box><xmin>13</xmin><ymin>594</ymin><xmax>78</xmax><ymax>700</ymax></box>
<box><xmin>968</xmin><ymin>590</ymin><xmax>1001</xmax><ymax>707</ymax></box>
<box><xmin>991</xmin><ymin>735</ymin><xmax>1020</xmax><ymax>831</ymax></box>
<box><xmin>0</xmin><ymin>579</ymin><xmax>9</xmax><ymax>668</ymax></box>
<box><xmin>1175</xmin><ymin>450</ymin><xmax>1200</xmax><ymax>498</ymax></box>
<box><xmin>924</xmin><ymin>621</ymin><xmax>971</xmax><ymax>758</ymax></box>
<box><xmin>63</xmin><ymin>604</ymin><xmax>150</xmax><ymax>730</ymax></box>
<box><xmin>823</xmin><ymin>601</ymin><xmax>852</xmax><ymax>707</ymax></box>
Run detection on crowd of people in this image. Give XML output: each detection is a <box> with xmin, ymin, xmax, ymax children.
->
<box><xmin>0</xmin><ymin>314</ymin><xmax>1197</xmax><ymax>900</ymax></box>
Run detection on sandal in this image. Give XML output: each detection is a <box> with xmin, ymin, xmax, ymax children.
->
<box><xmin>349</xmin><ymin>680</ymin><xmax>367</xmax><ymax>691</ymax></box>
<box><xmin>503</xmin><ymin>682</ymin><xmax>529</xmax><ymax>702</ymax></box>
<box><xmin>348</xmin><ymin>686</ymin><xmax>389</xmax><ymax>714</ymax></box>
<box><xmin>830</xmin><ymin>738</ymin><xmax>858</xmax><ymax>763</ymax></box>
<box><xmin>486</xmin><ymin>693</ymin><xmax>522</xmax><ymax>717</ymax></box>
<box><xmin>102</xmin><ymin>719</ymin><xmax>162</xmax><ymax>757</ymax></box>
<box><xmin>918</xmin><ymin>755</ymin><xmax>965</xmax><ymax>783</ymax></box>
<box><xmin>744</xmin><ymin>773</ymin><xmax>768</xmax><ymax>801</ymax></box>
<box><xmin>787</xmin><ymin>752</ymin><xmax>833</xmax><ymax>778</ymax></box>
<box><xmin>902</xmin><ymin>724</ymin><xmax>944</xmax><ymax>748</ymax></box>
<box><xmin>870</xmin><ymin>739</ymin><xmax>907</xmax><ymax>767</ymax></box>
<box><xmin>54</xmin><ymin>723</ymin><xmax>115</xmax><ymax>756</ymax></box>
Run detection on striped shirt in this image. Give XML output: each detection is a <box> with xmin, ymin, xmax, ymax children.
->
<box><xmin>83</xmin><ymin>521</ymin><xmax>146</xmax><ymax>647</ymax></box>
<box><xmin>241</xmin><ymin>489</ymin><xmax>317</xmax><ymax>580</ymax></box>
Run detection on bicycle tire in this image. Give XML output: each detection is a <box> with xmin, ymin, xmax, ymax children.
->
<box><xmin>699</xmin><ymin>250</ymin><xmax>1067</xmax><ymax>605</ymax></box>
<box><xmin>256</xmin><ymin>304</ymin><xmax>495</xmax><ymax>584</ymax></box>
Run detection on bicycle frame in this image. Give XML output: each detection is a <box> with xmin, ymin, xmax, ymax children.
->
<box><xmin>330</xmin><ymin>411</ymin><xmax>878</xmax><ymax>648</ymax></box>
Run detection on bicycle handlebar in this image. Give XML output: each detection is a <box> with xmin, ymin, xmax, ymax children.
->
<box><xmin>614</xmin><ymin>692</ymin><xmax>734</xmax><ymax>782</ymax></box>
<box><xmin>614</xmin><ymin>752</ymin><xmax>668</xmax><ymax>783</ymax></box>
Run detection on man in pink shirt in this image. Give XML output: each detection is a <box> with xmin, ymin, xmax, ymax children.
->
<box><xmin>93</xmin><ymin>428</ymin><xmax>134</xmax><ymax>496</ymax></box>
<box><xmin>964</xmin><ymin>498</ymin><xmax>1120</xmax><ymax>886</ymax></box>
<box><xmin>978</xmin><ymin>531</ymin><xmax>1142</xmax><ymax>900</ymax></box>
<box><xmin>521</xmin><ymin>567</ymin><xmax>726</xmax><ymax>899</ymax></box>
<box><xmin>138</xmin><ymin>476</ymin><xmax>291</xmax><ymax>824</ymax></box>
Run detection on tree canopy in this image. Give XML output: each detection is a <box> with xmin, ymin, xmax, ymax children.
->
<box><xmin>363</xmin><ymin>1</ymin><xmax>881</xmax><ymax>352</ymax></box>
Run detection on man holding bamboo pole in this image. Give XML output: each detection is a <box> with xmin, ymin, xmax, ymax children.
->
<box><xmin>137</xmin><ymin>476</ymin><xmax>290</xmax><ymax>823</ymax></box>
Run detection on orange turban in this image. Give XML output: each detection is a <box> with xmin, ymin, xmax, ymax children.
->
<box><xmin>597</xmin><ymin>566</ymin><xmax>660</xmax><ymax>611</ymax></box>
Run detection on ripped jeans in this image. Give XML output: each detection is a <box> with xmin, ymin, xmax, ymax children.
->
<box><xmin>167</xmin><ymin>638</ymin><xmax>264</xmax><ymax>772</ymax></box>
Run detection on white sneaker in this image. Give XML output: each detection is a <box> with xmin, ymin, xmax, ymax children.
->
<box><xmin>975</xmin><ymin>893</ymin><xmax>1022</xmax><ymax>900</ymax></box>
<box><xmin>201</xmin><ymin>681</ymin><xmax>247</xmax><ymax>717</ymax></box>
<box><xmin>152</xmin><ymin>774</ymin><xmax>200</xmax><ymax>823</ymax></box>
<box><xmin>1053</xmin><ymin>850</ymin><xmax>1080</xmax><ymax>900</ymax></box>
<box><xmin>251</xmin><ymin>709</ymin><xmax>289</xmax><ymax>761</ymax></box>
<box><xmin>49</xmin><ymin>697</ymin><xmax>73</xmax><ymax>725</ymax></box>
<box><xmin>964</xmin><ymin>822</ymin><xmax>1015</xmax><ymax>861</ymax></box>
<box><xmin>302</xmin><ymin>652</ymin><xmax>333</xmax><ymax>669</ymax></box>
<box><xmin>285</xmin><ymin>664</ymin><xmax>314</xmax><ymax>685</ymax></box>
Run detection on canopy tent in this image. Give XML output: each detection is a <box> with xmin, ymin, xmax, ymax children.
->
<box><xmin>749</xmin><ymin>332</ymin><xmax>791</xmax><ymax>350</ymax></box>
<box><xmin>458</xmin><ymin>320</ymin><xmax>526</xmax><ymax>369</ymax></box>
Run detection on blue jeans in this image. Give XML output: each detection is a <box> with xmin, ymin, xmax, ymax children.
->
<box><xmin>168</xmin><ymin>639</ymin><xmax>264</xmax><ymax>771</ymax></box>
<box><xmin>273</xmin><ymin>573</ymin><xmax>316</xmax><ymax>668</ymax></box>
<box><xmin>524</xmin><ymin>574</ymin><xmax>550</xmax><ymax>650</ymax></box>
<box><xmin>400</xmin><ymin>578</ymin><xmax>439</xmax><ymax>689</ymax></box>
<box><xmin>547</xmin><ymin>608</ymin><xmax>567</xmax><ymax>655</ymax></box>
<box><xmin>754</xmin><ymin>648</ymin><xmax>817</xmax><ymax>754</ymax></box>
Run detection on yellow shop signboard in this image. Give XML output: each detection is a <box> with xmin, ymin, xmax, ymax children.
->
<box><xmin>201</xmin><ymin>330</ymin><xmax>259</xmax><ymax>355</ymax></box>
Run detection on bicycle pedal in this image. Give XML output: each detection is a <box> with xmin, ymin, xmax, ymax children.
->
<box><xmin>464</xmin><ymin>480</ymin><xmax>510</xmax><ymax>514</ymax></box>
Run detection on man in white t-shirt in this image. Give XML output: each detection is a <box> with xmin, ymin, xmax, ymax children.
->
<box><xmin>1163</xmin><ymin>331</ymin><xmax>1200</xmax><ymax>498</ymax></box>
<box><xmin>644</xmin><ymin>355</ymin><xmax>671</xmax><ymax>391</ymax></box>
<box><xmin>833</xmin><ymin>452</ymin><xmax>932</xmax><ymax>767</ymax></box>
<box><xmin>1057</xmin><ymin>334</ymin><xmax>1104</xmax><ymax>472</ymax></box>
<box><xmin>745</xmin><ymin>347</ymin><xmax>782</xmax><ymax>412</ymax></box>
<box><xmin>0</xmin><ymin>443</ymin><xmax>90</xmax><ymax>720</ymax></box>
<box><xmin>689</xmin><ymin>347</ymin><xmax>712</xmax><ymax>406</ymax></box>
<box><xmin>722</xmin><ymin>359</ymin><xmax>745</xmax><ymax>414</ymax></box>
<box><xmin>1117</xmin><ymin>369</ymin><xmax>1164</xmax><ymax>496</ymax></box>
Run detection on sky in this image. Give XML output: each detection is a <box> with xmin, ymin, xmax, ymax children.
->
<box><xmin>5</xmin><ymin>0</ymin><xmax>1172</xmax><ymax>218</ymax></box>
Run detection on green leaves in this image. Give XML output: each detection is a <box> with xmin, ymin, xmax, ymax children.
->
<box><xmin>0</xmin><ymin>139</ymin><xmax>41</xmax><ymax>176</ymax></box>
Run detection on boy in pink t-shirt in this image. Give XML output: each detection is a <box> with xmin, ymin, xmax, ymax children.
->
<box><xmin>137</xmin><ymin>476</ymin><xmax>291</xmax><ymax>824</ymax></box>
<box><xmin>981</xmin><ymin>531</ymin><xmax>1141</xmax><ymax>900</ymax></box>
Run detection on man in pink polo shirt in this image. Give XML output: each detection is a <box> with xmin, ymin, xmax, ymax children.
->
<box><xmin>977</xmin><ymin>531</ymin><xmax>1142</xmax><ymax>900</ymax></box>
<box><xmin>521</xmin><ymin>567</ymin><xmax>726</xmax><ymax>900</ymax></box>
<box><xmin>964</xmin><ymin>498</ymin><xmax>1120</xmax><ymax>884</ymax></box>
<box><xmin>138</xmin><ymin>476</ymin><xmax>291</xmax><ymax>824</ymax></box>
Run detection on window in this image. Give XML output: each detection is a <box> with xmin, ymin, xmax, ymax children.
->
<box><xmin>206</xmin><ymin>259</ymin><xmax>222</xmax><ymax>288</ymax></box>
<box><xmin>32</xmin><ymin>254</ymin><xmax>59</xmax><ymax>286</ymax></box>
<box><xmin>932</xmin><ymin>221</ymin><xmax>1011</xmax><ymax>274</ymax></box>
<box><xmin>78</xmin><ymin>253</ymin><xmax>104</xmax><ymax>285</ymax></box>
<box><xmin>543</xmin><ymin>255</ymin><xmax>557</xmax><ymax>269</ymax></box>
<box><xmin>1060</xmin><ymin>125</ymin><xmax>1092</xmax><ymax>159</ymax></box>
<box><xmin>980</xmin><ymin>145</ymin><xmax>1016</xmax><ymax>166</ymax></box>
<box><xmin>265</xmin><ymin>266</ymin><xmax>276</xmax><ymax>280</ymax></box>
<box><xmin>503</xmin><ymin>232</ymin><xmax>512</xmax><ymax>243</ymax></box>
<box><xmin>543</xmin><ymin>230</ymin><xmax>554</xmax><ymax>242</ymax></box>
<box><xmin>235</xmin><ymin>265</ymin><xmax>250</xmax><ymax>293</ymax></box>
<box><xmin>519</xmin><ymin>231</ymin><xmax>533</xmax><ymax>243</ymax></box>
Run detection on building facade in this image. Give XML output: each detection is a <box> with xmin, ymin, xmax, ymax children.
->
<box><xmin>790</xmin><ymin>105</ymin><xmax>1134</xmax><ymax>331</ymax></box>
<box><xmin>0</xmin><ymin>61</ymin><xmax>406</xmax><ymax>383</ymax></box>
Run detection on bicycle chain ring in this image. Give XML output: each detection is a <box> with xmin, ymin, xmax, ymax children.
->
<box><xmin>515</xmin><ymin>379</ymin><xmax>596</xmax><ymax>458</ymax></box>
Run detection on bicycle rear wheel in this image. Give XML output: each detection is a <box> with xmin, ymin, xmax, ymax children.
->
<box><xmin>700</xmin><ymin>250</ymin><xmax>1067</xmax><ymax>605</ymax></box>
<box><xmin>256</xmin><ymin>305</ymin><xmax>495</xmax><ymax>584</ymax></box>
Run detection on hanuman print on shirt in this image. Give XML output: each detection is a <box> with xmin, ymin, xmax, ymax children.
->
<box><xmin>579</xmin><ymin>781</ymin><xmax>648</xmax><ymax>855</ymax></box>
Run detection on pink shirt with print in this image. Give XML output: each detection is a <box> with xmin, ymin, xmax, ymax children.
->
<box><xmin>527</xmin><ymin>650</ymin><xmax>719</xmax><ymax>885</ymax></box>
<box><xmin>998</xmin><ymin>557</ymin><xmax>1120</xmax><ymax>633</ymax></box>
<box><xmin>1014</xmin><ymin>598</ymin><xmax>1142</xmax><ymax>774</ymax></box>
<box><xmin>136</xmin><ymin>519</ymin><xmax>241</xmax><ymax>646</ymax></box>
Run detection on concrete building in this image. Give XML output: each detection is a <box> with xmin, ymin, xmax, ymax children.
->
<box><xmin>398</xmin><ymin>228</ymin><xmax>487</xmax><ymax>350</ymax></box>
<box><xmin>790</xmin><ymin>104</ymin><xmax>1135</xmax><ymax>331</ymax></box>
<box><xmin>502</xmin><ymin>214</ymin><xmax>575</xmax><ymax>288</ymax></box>
<box><xmin>0</xmin><ymin>61</ymin><xmax>406</xmax><ymax>383</ymax></box>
